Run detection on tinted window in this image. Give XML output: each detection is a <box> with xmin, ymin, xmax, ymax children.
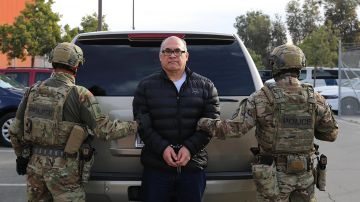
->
<box><xmin>258</xmin><ymin>70</ymin><xmax>272</xmax><ymax>83</ymax></box>
<box><xmin>312</xmin><ymin>69</ymin><xmax>338</xmax><ymax>79</ymax></box>
<box><xmin>35</xmin><ymin>72</ymin><xmax>52</xmax><ymax>83</ymax></box>
<box><xmin>299</xmin><ymin>70</ymin><xmax>307</xmax><ymax>80</ymax></box>
<box><xmin>76</xmin><ymin>39</ymin><xmax>254</xmax><ymax>96</ymax></box>
<box><xmin>312</xmin><ymin>69</ymin><xmax>338</xmax><ymax>86</ymax></box>
<box><xmin>4</xmin><ymin>72</ymin><xmax>29</xmax><ymax>86</ymax></box>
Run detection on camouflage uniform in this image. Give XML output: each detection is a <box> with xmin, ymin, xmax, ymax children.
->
<box><xmin>198</xmin><ymin>44</ymin><xmax>338</xmax><ymax>202</ymax></box>
<box><xmin>10</xmin><ymin>43</ymin><xmax>137</xmax><ymax>202</ymax></box>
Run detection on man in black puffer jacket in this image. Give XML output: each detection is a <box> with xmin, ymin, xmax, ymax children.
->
<box><xmin>133</xmin><ymin>36</ymin><xmax>220</xmax><ymax>202</ymax></box>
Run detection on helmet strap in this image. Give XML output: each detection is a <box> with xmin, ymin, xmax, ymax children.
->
<box><xmin>69</xmin><ymin>66</ymin><xmax>78</xmax><ymax>76</ymax></box>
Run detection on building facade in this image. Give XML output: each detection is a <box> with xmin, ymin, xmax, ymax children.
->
<box><xmin>0</xmin><ymin>0</ymin><xmax>35</xmax><ymax>68</ymax></box>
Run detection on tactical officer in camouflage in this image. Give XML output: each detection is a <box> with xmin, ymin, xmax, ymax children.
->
<box><xmin>197</xmin><ymin>44</ymin><xmax>338</xmax><ymax>202</ymax></box>
<box><xmin>9</xmin><ymin>42</ymin><xmax>140</xmax><ymax>202</ymax></box>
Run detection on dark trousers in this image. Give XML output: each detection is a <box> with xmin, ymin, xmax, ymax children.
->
<box><xmin>141</xmin><ymin>168</ymin><xmax>206</xmax><ymax>202</ymax></box>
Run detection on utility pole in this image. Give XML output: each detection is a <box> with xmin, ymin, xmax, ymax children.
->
<box><xmin>98</xmin><ymin>0</ymin><xmax>102</xmax><ymax>31</ymax></box>
<box><xmin>132</xmin><ymin>0</ymin><xmax>135</xmax><ymax>30</ymax></box>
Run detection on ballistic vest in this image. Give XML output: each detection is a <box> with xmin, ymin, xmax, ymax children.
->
<box><xmin>23</xmin><ymin>81</ymin><xmax>77</xmax><ymax>147</ymax></box>
<box><xmin>259</xmin><ymin>82</ymin><xmax>316</xmax><ymax>154</ymax></box>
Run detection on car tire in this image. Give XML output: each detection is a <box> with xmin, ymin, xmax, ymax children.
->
<box><xmin>340</xmin><ymin>97</ymin><xmax>359</xmax><ymax>115</ymax></box>
<box><xmin>0</xmin><ymin>112</ymin><xmax>15</xmax><ymax>147</ymax></box>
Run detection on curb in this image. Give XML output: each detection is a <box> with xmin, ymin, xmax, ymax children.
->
<box><xmin>337</xmin><ymin>116</ymin><xmax>360</xmax><ymax>125</ymax></box>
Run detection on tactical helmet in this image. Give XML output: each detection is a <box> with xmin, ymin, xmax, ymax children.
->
<box><xmin>269</xmin><ymin>44</ymin><xmax>306</xmax><ymax>76</ymax></box>
<box><xmin>49</xmin><ymin>42</ymin><xmax>84</xmax><ymax>68</ymax></box>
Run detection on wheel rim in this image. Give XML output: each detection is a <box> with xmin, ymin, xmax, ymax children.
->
<box><xmin>341</xmin><ymin>99</ymin><xmax>359</xmax><ymax>115</ymax></box>
<box><xmin>2</xmin><ymin>118</ymin><xmax>14</xmax><ymax>143</ymax></box>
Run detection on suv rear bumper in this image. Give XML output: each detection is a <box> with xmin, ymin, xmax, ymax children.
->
<box><xmin>85</xmin><ymin>172</ymin><xmax>256</xmax><ymax>202</ymax></box>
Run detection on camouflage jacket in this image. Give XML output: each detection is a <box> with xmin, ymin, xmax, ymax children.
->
<box><xmin>10</xmin><ymin>72</ymin><xmax>137</xmax><ymax>156</ymax></box>
<box><xmin>198</xmin><ymin>76</ymin><xmax>338</xmax><ymax>153</ymax></box>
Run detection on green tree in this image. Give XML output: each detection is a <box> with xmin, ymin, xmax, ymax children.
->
<box><xmin>323</xmin><ymin>0</ymin><xmax>360</xmax><ymax>43</ymax></box>
<box><xmin>286</xmin><ymin>0</ymin><xmax>303</xmax><ymax>45</ymax></box>
<box><xmin>0</xmin><ymin>25</ymin><xmax>13</xmax><ymax>54</ymax></box>
<box><xmin>0</xmin><ymin>0</ymin><xmax>61</xmax><ymax>67</ymax></box>
<box><xmin>299</xmin><ymin>24</ymin><xmax>339</xmax><ymax>67</ymax></box>
<box><xmin>80</xmin><ymin>12</ymin><xmax>109</xmax><ymax>33</ymax></box>
<box><xmin>270</xmin><ymin>14</ymin><xmax>287</xmax><ymax>49</ymax></box>
<box><xmin>302</xmin><ymin>0</ymin><xmax>322</xmax><ymax>36</ymax></box>
<box><xmin>248</xmin><ymin>48</ymin><xmax>264</xmax><ymax>69</ymax></box>
<box><xmin>234</xmin><ymin>11</ymin><xmax>271</xmax><ymax>66</ymax></box>
<box><xmin>61</xmin><ymin>24</ymin><xmax>79</xmax><ymax>42</ymax></box>
<box><xmin>286</xmin><ymin>0</ymin><xmax>322</xmax><ymax>45</ymax></box>
<box><xmin>60</xmin><ymin>12</ymin><xmax>109</xmax><ymax>42</ymax></box>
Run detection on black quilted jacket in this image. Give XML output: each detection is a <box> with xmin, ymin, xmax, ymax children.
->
<box><xmin>133</xmin><ymin>67</ymin><xmax>220</xmax><ymax>171</ymax></box>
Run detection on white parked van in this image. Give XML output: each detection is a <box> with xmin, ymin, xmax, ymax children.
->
<box><xmin>265</xmin><ymin>67</ymin><xmax>338</xmax><ymax>87</ymax></box>
<box><xmin>299</xmin><ymin>67</ymin><xmax>338</xmax><ymax>87</ymax></box>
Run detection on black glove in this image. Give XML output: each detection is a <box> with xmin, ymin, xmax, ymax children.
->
<box><xmin>16</xmin><ymin>156</ymin><xmax>29</xmax><ymax>175</ymax></box>
<box><xmin>137</xmin><ymin>113</ymin><xmax>151</xmax><ymax>133</ymax></box>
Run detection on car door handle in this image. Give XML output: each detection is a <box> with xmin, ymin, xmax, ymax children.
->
<box><xmin>109</xmin><ymin>148</ymin><xmax>141</xmax><ymax>157</ymax></box>
<box><xmin>219</xmin><ymin>98</ymin><xmax>239</xmax><ymax>102</ymax></box>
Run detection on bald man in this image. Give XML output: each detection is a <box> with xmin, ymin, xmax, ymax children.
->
<box><xmin>133</xmin><ymin>36</ymin><xmax>220</xmax><ymax>202</ymax></box>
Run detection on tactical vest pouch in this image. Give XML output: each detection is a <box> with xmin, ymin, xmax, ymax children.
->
<box><xmin>57</xmin><ymin>122</ymin><xmax>78</xmax><ymax>146</ymax></box>
<box><xmin>79</xmin><ymin>143</ymin><xmax>95</xmax><ymax>183</ymax></box>
<box><xmin>64</xmin><ymin>125</ymin><xmax>88</xmax><ymax>154</ymax></box>
<box><xmin>25</xmin><ymin>119</ymin><xmax>75</xmax><ymax>146</ymax></box>
<box><xmin>80</xmin><ymin>153</ymin><xmax>94</xmax><ymax>183</ymax></box>
<box><xmin>286</xmin><ymin>155</ymin><xmax>307</xmax><ymax>174</ymax></box>
<box><xmin>252</xmin><ymin>161</ymin><xmax>279</xmax><ymax>198</ymax></box>
<box><xmin>316</xmin><ymin>167</ymin><xmax>326</xmax><ymax>191</ymax></box>
<box><xmin>316</xmin><ymin>154</ymin><xmax>327</xmax><ymax>191</ymax></box>
<box><xmin>25</xmin><ymin>118</ymin><xmax>55</xmax><ymax>144</ymax></box>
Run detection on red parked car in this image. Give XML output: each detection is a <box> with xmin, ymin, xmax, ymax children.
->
<box><xmin>0</xmin><ymin>67</ymin><xmax>53</xmax><ymax>87</ymax></box>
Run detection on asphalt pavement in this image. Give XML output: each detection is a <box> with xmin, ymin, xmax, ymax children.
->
<box><xmin>315</xmin><ymin>116</ymin><xmax>360</xmax><ymax>202</ymax></box>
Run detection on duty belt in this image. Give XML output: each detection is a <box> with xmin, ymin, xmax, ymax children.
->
<box><xmin>32</xmin><ymin>146</ymin><xmax>77</xmax><ymax>158</ymax></box>
<box><xmin>274</xmin><ymin>155</ymin><xmax>311</xmax><ymax>164</ymax></box>
<box><xmin>275</xmin><ymin>154</ymin><xmax>313</xmax><ymax>172</ymax></box>
<box><xmin>257</xmin><ymin>154</ymin><xmax>313</xmax><ymax>172</ymax></box>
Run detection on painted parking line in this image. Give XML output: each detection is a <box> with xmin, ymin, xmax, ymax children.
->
<box><xmin>0</xmin><ymin>183</ymin><xmax>26</xmax><ymax>186</ymax></box>
<box><xmin>0</xmin><ymin>149</ymin><xmax>14</xmax><ymax>152</ymax></box>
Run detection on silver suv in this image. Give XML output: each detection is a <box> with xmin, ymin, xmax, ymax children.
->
<box><xmin>73</xmin><ymin>31</ymin><xmax>263</xmax><ymax>202</ymax></box>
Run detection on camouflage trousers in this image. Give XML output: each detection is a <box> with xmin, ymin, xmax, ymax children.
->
<box><xmin>26</xmin><ymin>154</ymin><xmax>85</xmax><ymax>202</ymax></box>
<box><xmin>256</xmin><ymin>170</ymin><xmax>316</xmax><ymax>202</ymax></box>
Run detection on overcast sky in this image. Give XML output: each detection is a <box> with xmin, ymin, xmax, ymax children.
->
<box><xmin>52</xmin><ymin>0</ymin><xmax>296</xmax><ymax>34</ymax></box>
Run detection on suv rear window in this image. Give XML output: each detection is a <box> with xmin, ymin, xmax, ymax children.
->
<box><xmin>75</xmin><ymin>37</ymin><xmax>254</xmax><ymax>96</ymax></box>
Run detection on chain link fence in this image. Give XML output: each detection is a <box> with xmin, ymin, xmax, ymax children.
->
<box><xmin>338</xmin><ymin>42</ymin><xmax>360</xmax><ymax>117</ymax></box>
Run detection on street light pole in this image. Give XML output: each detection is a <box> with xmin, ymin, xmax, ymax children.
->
<box><xmin>132</xmin><ymin>0</ymin><xmax>135</xmax><ymax>30</ymax></box>
<box><xmin>98</xmin><ymin>0</ymin><xmax>102</xmax><ymax>31</ymax></box>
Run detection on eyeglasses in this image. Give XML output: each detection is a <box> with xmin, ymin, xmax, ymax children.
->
<box><xmin>161</xmin><ymin>48</ymin><xmax>186</xmax><ymax>56</ymax></box>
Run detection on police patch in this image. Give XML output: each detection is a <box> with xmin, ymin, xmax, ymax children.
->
<box><xmin>281</xmin><ymin>115</ymin><xmax>312</xmax><ymax>129</ymax></box>
<box><xmin>27</xmin><ymin>104</ymin><xmax>54</xmax><ymax>119</ymax></box>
